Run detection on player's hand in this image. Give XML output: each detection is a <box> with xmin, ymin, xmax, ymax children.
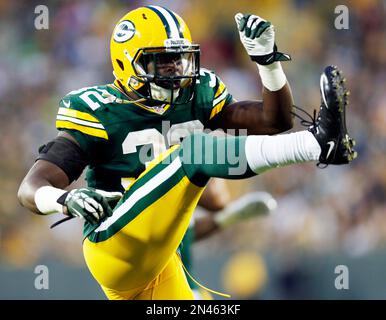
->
<box><xmin>57</xmin><ymin>188</ymin><xmax>123</xmax><ymax>225</ymax></box>
<box><xmin>235</xmin><ymin>13</ymin><xmax>291</xmax><ymax>65</ymax></box>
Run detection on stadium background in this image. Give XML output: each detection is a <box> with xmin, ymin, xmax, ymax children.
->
<box><xmin>0</xmin><ymin>0</ymin><xmax>385</xmax><ymax>299</ymax></box>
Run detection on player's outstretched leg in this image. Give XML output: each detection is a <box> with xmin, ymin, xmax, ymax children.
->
<box><xmin>180</xmin><ymin>65</ymin><xmax>357</xmax><ymax>182</ymax></box>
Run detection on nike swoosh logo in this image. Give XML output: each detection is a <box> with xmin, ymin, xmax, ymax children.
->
<box><xmin>320</xmin><ymin>74</ymin><xmax>329</xmax><ymax>109</ymax></box>
<box><xmin>63</xmin><ymin>100</ymin><xmax>71</xmax><ymax>108</ymax></box>
<box><xmin>326</xmin><ymin>141</ymin><xmax>335</xmax><ymax>159</ymax></box>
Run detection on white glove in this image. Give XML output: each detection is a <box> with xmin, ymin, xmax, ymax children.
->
<box><xmin>235</xmin><ymin>13</ymin><xmax>290</xmax><ymax>65</ymax></box>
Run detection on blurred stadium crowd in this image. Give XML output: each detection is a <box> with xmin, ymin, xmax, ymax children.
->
<box><xmin>0</xmin><ymin>0</ymin><xmax>386</xmax><ymax>297</ymax></box>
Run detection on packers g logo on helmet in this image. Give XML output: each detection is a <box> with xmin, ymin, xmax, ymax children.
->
<box><xmin>113</xmin><ymin>20</ymin><xmax>136</xmax><ymax>43</ymax></box>
<box><xmin>110</xmin><ymin>6</ymin><xmax>200</xmax><ymax>105</ymax></box>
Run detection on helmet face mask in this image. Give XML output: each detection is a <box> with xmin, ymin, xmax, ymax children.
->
<box><xmin>131</xmin><ymin>46</ymin><xmax>200</xmax><ymax>104</ymax></box>
<box><xmin>110</xmin><ymin>6</ymin><xmax>200</xmax><ymax>105</ymax></box>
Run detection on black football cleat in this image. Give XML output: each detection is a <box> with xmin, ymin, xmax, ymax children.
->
<box><xmin>309</xmin><ymin>65</ymin><xmax>357</xmax><ymax>165</ymax></box>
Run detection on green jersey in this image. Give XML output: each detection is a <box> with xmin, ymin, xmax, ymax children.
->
<box><xmin>56</xmin><ymin>68</ymin><xmax>232</xmax><ymax>192</ymax></box>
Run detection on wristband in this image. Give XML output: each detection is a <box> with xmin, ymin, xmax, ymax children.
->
<box><xmin>34</xmin><ymin>186</ymin><xmax>67</xmax><ymax>215</ymax></box>
<box><xmin>257</xmin><ymin>61</ymin><xmax>287</xmax><ymax>91</ymax></box>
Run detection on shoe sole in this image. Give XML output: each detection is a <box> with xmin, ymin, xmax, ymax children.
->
<box><xmin>324</xmin><ymin>65</ymin><xmax>358</xmax><ymax>162</ymax></box>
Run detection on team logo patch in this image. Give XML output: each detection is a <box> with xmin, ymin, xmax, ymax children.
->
<box><xmin>113</xmin><ymin>20</ymin><xmax>136</xmax><ymax>43</ymax></box>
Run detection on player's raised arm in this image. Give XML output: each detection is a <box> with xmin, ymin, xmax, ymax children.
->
<box><xmin>210</xmin><ymin>13</ymin><xmax>294</xmax><ymax>135</ymax></box>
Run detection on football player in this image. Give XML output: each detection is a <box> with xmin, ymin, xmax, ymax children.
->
<box><xmin>18</xmin><ymin>6</ymin><xmax>356</xmax><ymax>299</ymax></box>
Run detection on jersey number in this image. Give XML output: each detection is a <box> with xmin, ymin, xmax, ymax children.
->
<box><xmin>121</xmin><ymin>120</ymin><xmax>204</xmax><ymax>189</ymax></box>
<box><xmin>69</xmin><ymin>86</ymin><xmax>114</xmax><ymax>111</ymax></box>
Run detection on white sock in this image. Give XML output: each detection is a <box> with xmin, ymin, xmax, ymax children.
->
<box><xmin>257</xmin><ymin>62</ymin><xmax>287</xmax><ymax>91</ymax></box>
<box><xmin>245</xmin><ymin>131</ymin><xmax>321</xmax><ymax>174</ymax></box>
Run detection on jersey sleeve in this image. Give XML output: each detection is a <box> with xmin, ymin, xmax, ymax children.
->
<box><xmin>56</xmin><ymin>91</ymin><xmax>109</xmax><ymax>156</ymax></box>
<box><xmin>195</xmin><ymin>69</ymin><xmax>234</xmax><ymax>125</ymax></box>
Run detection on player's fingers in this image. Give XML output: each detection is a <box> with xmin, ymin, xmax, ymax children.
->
<box><xmin>234</xmin><ymin>13</ymin><xmax>243</xmax><ymax>27</ymax></box>
<box><xmin>85</xmin><ymin>197</ymin><xmax>100</xmax><ymax>210</ymax></box>
<box><xmin>245</xmin><ymin>16</ymin><xmax>257</xmax><ymax>37</ymax></box>
<box><xmin>84</xmin><ymin>200</ymin><xmax>100</xmax><ymax>220</ymax></box>
<box><xmin>249</xmin><ymin>18</ymin><xmax>262</xmax><ymax>38</ymax></box>
<box><xmin>95</xmin><ymin>189</ymin><xmax>123</xmax><ymax>200</ymax></box>
<box><xmin>247</xmin><ymin>15</ymin><xmax>258</xmax><ymax>29</ymax></box>
<box><xmin>97</xmin><ymin>203</ymin><xmax>104</xmax><ymax>217</ymax></box>
<box><xmin>72</xmin><ymin>206</ymin><xmax>97</xmax><ymax>224</ymax></box>
<box><xmin>255</xmin><ymin>21</ymin><xmax>272</xmax><ymax>38</ymax></box>
<box><xmin>235</xmin><ymin>13</ymin><xmax>250</xmax><ymax>32</ymax></box>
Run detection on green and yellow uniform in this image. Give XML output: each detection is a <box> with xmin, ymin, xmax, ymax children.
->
<box><xmin>81</xmin><ymin>132</ymin><xmax>252</xmax><ymax>299</ymax></box>
<box><xmin>55</xmin><ymin>71</ymin><xmax>234</xmax><ymax>299</ymax></box>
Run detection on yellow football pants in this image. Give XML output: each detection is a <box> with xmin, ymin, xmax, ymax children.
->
<box><xmin>82</xmin><ymin>146</ymin><xmax>205</xmax><ymax>299</ymax></box>
<box><xmin>101</xmin><ymin>253</ymin><xmax>194</xmax><ymax>300</ymax></box>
